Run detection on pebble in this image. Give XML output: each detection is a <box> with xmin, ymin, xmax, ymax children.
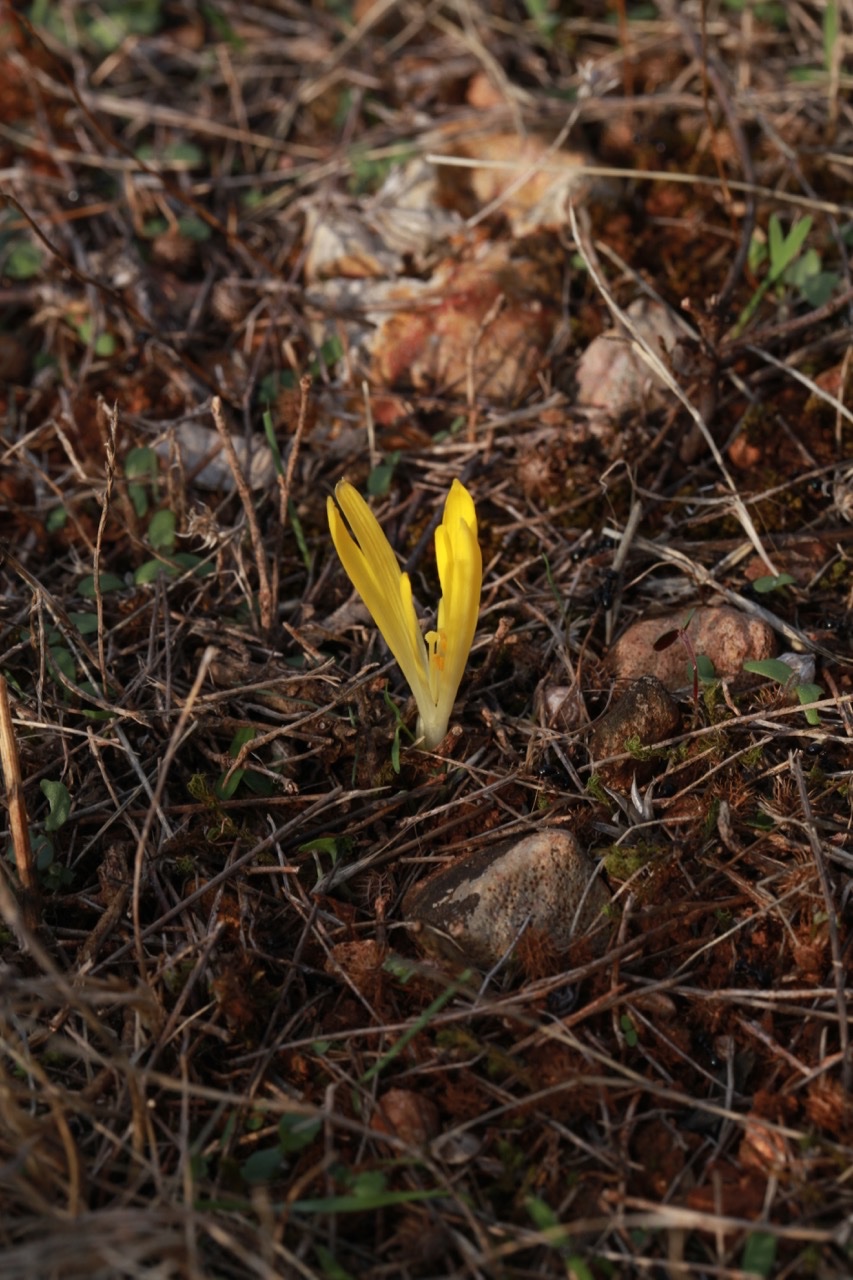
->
<box><xmin>589</xmin><ymin>675</ymin><xmax>681</xmax><ymax>788</ymax></box>
<box><xmin>608</xmin><ymin>605</ymin><xmax>776</xmax><ymax>691</ymax></box>
<box><xmin>404</xmin><ymin>828</ymin><xmax>610</xmax><ymax>971</ymax></box>
<box><xmin>574</xmin><ymin>298</ymin><xmax>684</xmax><ymax>416</ymax></box>
<box><xmin>372</xmin><ymin>1088</ymin><xmax>440</xmax><ymax>1148</ymax></box>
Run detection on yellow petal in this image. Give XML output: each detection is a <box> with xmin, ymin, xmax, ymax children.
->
<box><xmin>327</xmin><ymin>484</ymin><xmax>432</xmax><ymax>706</ymax></box>
<box><xmin>432</xmin><ymin>480</ymin><xmax>482</xmax><ymax>721</ymax></box>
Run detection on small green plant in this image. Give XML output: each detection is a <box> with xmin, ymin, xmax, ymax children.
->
<box><xmin>751</xmin><ymin>572</ymin><xmax>795</xmax><ymax>594</ymax></box>
<box><xmin>2</xmin><ymin>237</ymin><xmax>43</xmax><ymax>280</ymax></box>
<box><xmin>367</xmin><ymin>451</ymin><xmax>401</xmax><ymax>498</ymax></box>
<box><xmin>5</xmin><ymin>780</ymin><xmax>73</xmax><ymax>891</ymax></box>
<box><xmin>125</xmin><ymin>446</ymin><xmax>214</xmax><ymax>584</ymax></box>
<box><xmin>240</xmin><ymin>1112</ymin><xmax>322</xmax><ymax>1185</ymax></box>
<box><xmin>29</xmin><ymin>0</ymin><xmax>165</xmax><ymax>51</ymax></box>
<box><xmin>741</xmin><ymin>1229</ymin><xmax>778</xmax><ymax>1277</ymax></box>
<box><xmin>215</xmin><ymin>727</ymin><xmax>275</xmax><ymax>800</ymax></box>
<box><xmin>620</xmin><ymin>1013</ymin><xmax>639</xmax><ymax>1048</ymax></box>
<box><xmin>521</xmin><ymin>0</ymin><xmax>559</xmax><ymax>42</ymax></box>
<box><xmin>743</xmin><ymin>657</ymin><xmax>824</xmax><ymax>725</ymax></box>
<box><xmin>382</xmin><ymin>687</ymin><xmax>415</xmax><ymax>774</ymax></box>
<box><xmin>652</xmin><ymin>610</ymin><xmax>715</xmax><ymax>704</ymax></box>
<box><xmin>734</xmin><ymin>214</ymin><xmax>838</xmax><ymax>336</ymax></box>
<box><xmin>68</xmin><ymin>314</ymin><xmax>116</xmax><ymax>358</ymax></box>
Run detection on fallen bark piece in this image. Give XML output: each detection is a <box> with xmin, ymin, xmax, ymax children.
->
<box><xmin>404</xmin><ymin>828</ymin><xmax>610</xmax><ymax>971</ymax></box>
<box><xmin>609</xmin><ymin>605</ymin><xmax>776</xmax><ymax>690</ymax></box>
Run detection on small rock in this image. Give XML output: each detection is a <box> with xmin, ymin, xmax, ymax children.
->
<box><xmin>609</xmin><ymin>605</ymin><xmax>776</xmax><ymax>691</ymax></box>
<box><xmin>537</xmin><ymin>683</ymin><xmax>586</xmax><ymax>732</ymax></box>
<box><xmin>589</xmin><ymin>676</ymin><xmax>680</xmax><ymax>788</ymax></box>
<box><xmin>372</xmin><ymin>1089</ymin><xmax>440</xmax><ymax>1148</ymax></box>
<box><xmin>153</xmin><ymin>422</ymin><xmax>276</xmax><ymax>492</ymax></box>
<box><xmin>404</xmin><ymin>828</ymin><xmax>610</xmax><ymax>971</ymax></box>
<box><xmin>575</xmin><ymin>298</ymin><xmax>685</xmax><ymax>417</ymax></box>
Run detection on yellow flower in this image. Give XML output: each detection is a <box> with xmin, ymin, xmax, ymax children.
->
<box><xmin>327</xmin><ymin>478</ymin><xmax>481</xmax><ymax>749</ymax></box>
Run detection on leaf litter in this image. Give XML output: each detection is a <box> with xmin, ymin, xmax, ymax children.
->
<box><xmin>0</xmin><ymin>2</ymin><xmax>852</xmax><ymax>1277</ymax></box>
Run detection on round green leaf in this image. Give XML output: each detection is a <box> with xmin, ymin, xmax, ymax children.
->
<box><xmin>40</xmin><ymin>780</ymin><xmax>71</xmax><ymax>832</ymax></box>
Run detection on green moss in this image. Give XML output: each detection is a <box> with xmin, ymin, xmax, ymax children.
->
<box><xmin>602</xmin><ymin>841</ymin><xmax>662</xmax><ymax>880</ymax></box>
<box><xmin>586</xmin><ymin>774</ymin><xmax>608</xmax><ymax>803</ymax></box>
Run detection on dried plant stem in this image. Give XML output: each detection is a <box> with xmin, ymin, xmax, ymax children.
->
<box><xmin>277</xmin><ymin>373</ymin><xmax>312</xmax><ymax>531</ymax></box>
<box><xmin>211</xmin><ymin>396</ymin><xmax>273</xmax><ymax>633</ymax></box>
<box><xmin>0</xmin><ymin>675</ymin><xmax>41</xmax><ymax>932</ymax></box>
<box><xmin>790</xmin><ymin>750</ymin><xmax>851</xmax><ymax>1093</ymax></box>
<box><xmin>131</xmin><ymin>646</ymin><xmax>216</xmax><ymax>983</ymax></box>
<box><xmin>570</xmin><ymin>201</ymin><xmax>778</xmax><ymax>576</ymax></box>
<box><xmin>94</xmin><ymin>401</ymin><xmax>118</xmax><ymax>693</ymax></box>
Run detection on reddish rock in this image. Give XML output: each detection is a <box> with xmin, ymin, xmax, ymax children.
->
<box><xmin>609</xmin><ymin>606</ymin><xmax>776</xmax><ymax>691</ymax></box>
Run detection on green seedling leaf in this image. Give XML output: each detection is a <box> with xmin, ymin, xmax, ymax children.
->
<box><xmin>824</xmin><ymin>1</ymin><xmax>838</xmax><ymax>71</ymax></box>
<box><xmin>733</xmin><ymin>214</ymin><xmax>813</xmax><ymax>336</ymax></box>
<box><xmin>48</xmin><ymin>646</ymin><xmax>76</xmax><ymax>684</ymax></box>
<box><xmin>620</xmin><ymin>1013</ymin><xmax>639</xmax><ymax>1048</ymax></box>
<box><xmin>242</xmin><ymin>770</ymin><xmax>275</xmax><ymax>796</ymax></box>
<box><xmin>526</xmin><ymin>1194</ymin><xmax>561</xmax><ymax>1233</ymax></box>
<box><xmin>40</xmin><ymin>780</ymin><xmax>71</xmax><ymax>832</ymax></box>
<box><xmin>290</xmin><ymin>1180</ymin><xmax>444</xmax><ymax>1214</ymax></box>
<box><xmin>78</xmin><ymin>571</ymin><xmax>125</xmax><ymax>597</ymax></box>
<box><xmin>752</xmin><ymin>573</ymin><xmax>795</xmax><ymax>594</ymax></box>
<box><xmin>172</xmin><ymin>551</ymin><xmax>214</xmax><ymax>577</ymax></box>
<box><xmin>229</xmin><ymin>727</ymin><xmax>255</xmax><ymax>756</ymax></box>
<box><xmin>129</xmin><ymin>482</ymin><xmax>148</xmax><ymax>518</ymax></box>
<box><xmin>521</xmin><ymin>0</ymin><xmax>559</xmax><ymax>40</ymax></box>
<box><xmin>262</xmin><ymin>408</ymin><xmax>284</xmax><ymax>477</ymax></box>
<box><xmin>136</xmin><ymin>141</ymin><xmax>205</xmax><ymax>168</ymax></box>
<box><xmin>200</xmin><ymin>2</ymin><xmax>244</xmax><ymax>48</ymax></box>
<box><xmin>788</xmin><ymin>67</ymin><xmax>828</xmax><ymax>83</ymax></box>
<box><xmin>313</xmin><ymin>1244</ymin><xmax>356</xmax><ymax>1280</ymax></box>
<box><xmin>5</xmin><ymin>241</ymin><xmax>42</xmax><ymax>279</ymax></box>
<box><xmin>148</xmin><ymin>508</ymin><xmax>176</xmax><ymax>552</ymax></box>
<box><xmin>31</xmin><ymin>832</ymin><xmax>55</xmax><ymax>870</ymax></box>
<box><xmin>299</xmin><ymin>836</ymin><xmax>341</xmax><ymax>860</ymax></box>
<box><xmin>67</xmin><ymin>612</ymin><xmax>99</xmax><ymax>635</ymax></box>
<box><xmin>367</xmin><ymin>451</ymin><xmax>401</xmax><ymax>498</ymax></box>
<box><xmin>95</xmin><ymin>332</ymin><xmax>116</xmax><ymax>357</ymax></box>
<box><xmin>767</xmin><ymin>212</ymin><xmax>785</xmax><ymax>270</ymax></box>
<box><xmin>134</xmin><ymin>559</ymin><xmax>171</xmax><ymax>584</ymax></box>
<box><xmin>743</xmin><ymin>658</ymin><xmax>799</xmax><ymax>683</ymax></box>
<box><xmin>694</xmin><ymin>654</ymin><xmax>717</xmax><ymax>682</ymax></box>
<box><xmin>742</xmin><ymin>1229</ymin><xmax>777</xmax><ymax>1277</ymax></box>
<box><xmin>215</xmin><ymin>767</ymin><xmax>244</xmax><ymax>800</ymax></box>
<box><xmin>796</xmin><ymin>683</ymin><xmax>824</xmax><ymax>725</ymax></box>
<box><xmin>318</xmin><ymin>335</ymin><xmax>343</xmax><ymax>370</ymax></box>
<box><xmin>361</xmin><ymin>973</ymin><xmax>469</xmax><ymax>1084</ymax></box>
<box><xmin>768</xmin><ymin>213</ymin><xmax>813</xmax><ymax>276</ymax></box>
<box><xmin>748</xmin><ymin>232</ymin><xmax>767</xmax><ymax>274</ymax></box>
<box><xmin>288</xmin><ymin>499</ymin><xmax>312</xmax><ymax>572</ymax></box>
<box><xmin>125</xmin><ymin>446</ymin><xmax>158</xmax><ymax>481</ymax></box>
<box><xmin>134</xmin><ymin>552</ymin><xmax>213</xmax><ymax>584</ymax></box>
<box><xmin>175</xmin><ymin>215</ymin><xmax>211</xmax><ymax>242</ymax></box>
<box><xmin>241</xmin><ymin>1147</ymin><xmax>284</xmax><ymax>1185</ymax></box>
<box><xmin>77</xmin><ymin>680</ymin><xmax>114</xmax><ymax>720</ymax></box>
<box><xmin>278</xmin><ymin>1114</ymin><xmax>321</xmax><ymax>1154</ymax></box>
<box><xmin>799</xmin><ymin>270</ymin><xmax>839</xmax><ymax>308</ymax></box>
<box><xmin>46</xmin><ymin>507</ymin><xmax>67</xmax><ymax>533</ymax></box>
<box><xmin>215</xmin><ymin>727</ymin><xmax>255</xmax><ymax>799</ymax></box>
